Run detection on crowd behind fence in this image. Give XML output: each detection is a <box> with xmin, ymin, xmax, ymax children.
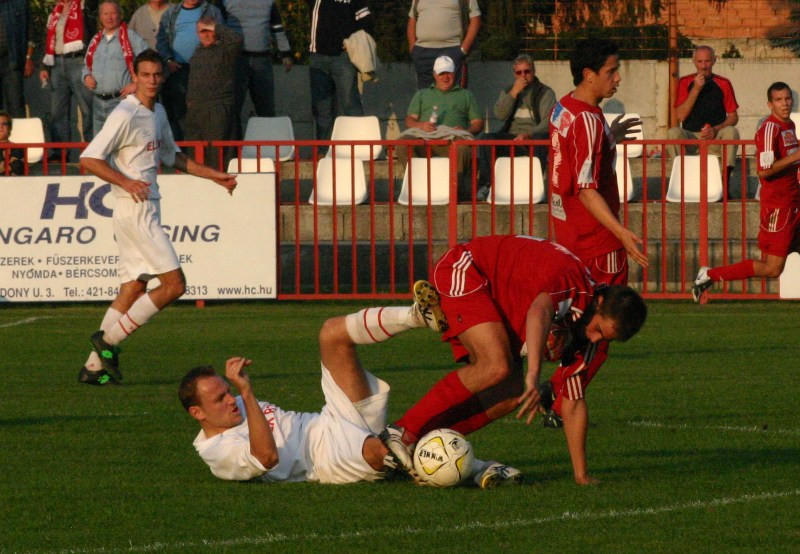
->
<box><xmin>3</xmin><ymin>137</ymin><xmax>792</xmax><ymax>301</ymax></box>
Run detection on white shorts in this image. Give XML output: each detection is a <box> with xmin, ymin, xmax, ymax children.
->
<box><xmin>113</xmin><ymin>198</ymin><xmax>180</xmax><ymax>283</ymax></box>
<box><xmin>307</xmin><ymin>363</ymin><xmax>390</xmax><ymax>484</ymax></box>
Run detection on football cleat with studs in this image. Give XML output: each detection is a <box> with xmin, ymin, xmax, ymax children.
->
<box><xmin>411</xmin><ymin>280</ymin><xmax>448</xmax><ymax>332</ymax></box>
<box><xmin>542</xmin><ymin>409</ymin><xmax>563</xmax><ymax>428</ymax></box>
<box><xmin>379</xmin><ymin>425</ymin><xmax>416</xmax><ymax>476</ymax></box>
<box><xmin>78</xmin><ymin>366</ymin><xmax>120</xmax><ymax>386</ymax></box>
<box><xmin>692</xmin><ymin>266</ymin><xmax>713</xmax><ymax>304</ymax></box>
<box><xmin>90</xmin><ymin>330</ymin><xmax>123</xmax><ymax>381</ymax></box>
<box><xmin>475</xmin><ymin>462</ymin><xmax>523</xmax><ymax>489</ymax></box>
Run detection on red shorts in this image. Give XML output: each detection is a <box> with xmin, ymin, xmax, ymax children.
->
<box><xmin>758</xmin><ymin>206</ymin><xmax>800</xmax><ymax>258</ymax></box>
<box><xmin>432</xmin><ymin>245</ymin><xmax>504</xmax><ymax>362</ymax></box>
<box><xmin>584</xmin><ymin>247</ymin><xmax>628</xmax><ymax>286</ymax></box>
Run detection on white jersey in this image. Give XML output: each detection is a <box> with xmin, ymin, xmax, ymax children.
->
<box><xmin>80</xmin><ymin>95</ymin><xmax>180</xmax><ymax>200</ymax></box>
<box><xmin>194</xmin><ymin>397</ymin><xmax>319</xmax><ymax>482</ymax></box>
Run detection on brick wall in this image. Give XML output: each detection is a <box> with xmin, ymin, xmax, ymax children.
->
<box><xmin>669</xmin><ymin>0</ymin><xmax>793</xmax><ymax>40</ymax></box>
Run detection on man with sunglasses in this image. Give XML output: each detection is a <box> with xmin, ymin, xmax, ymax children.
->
<box><xmin>477</xmin><ymin>54</ymin><xmax>555</xmax><ymax>200</ymax></box>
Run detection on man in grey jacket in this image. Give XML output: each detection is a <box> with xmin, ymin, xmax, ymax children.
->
<box><xmin>477</xmin><ymin>54</ymin><xmax>556</xmax><ymax>199</ymax></box>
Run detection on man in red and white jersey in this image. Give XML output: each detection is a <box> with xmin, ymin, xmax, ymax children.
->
<box><xmin>693</xmin><ymin>82</ymin><xmax>800</xmax><ymax>303</ymax></box>
<box><xmin>78</xmin><ymin>49</ymin><xmax>237</xmax><ymax>386</ymax></box>
<box><xmin>549</xmin><ymin>37</ymin><xmax>648</xmax><ymax>286</ymax></box>
<box><xmin>386</xmin><ymin>235</ymin><xmax>647</xmax><ymax>485</ymax></box>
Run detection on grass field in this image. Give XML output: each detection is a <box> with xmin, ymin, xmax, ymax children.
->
<box><xmin>1</xmin><ymin>300</ymin><xmax>799</xmax><ymax>553</ymax></box>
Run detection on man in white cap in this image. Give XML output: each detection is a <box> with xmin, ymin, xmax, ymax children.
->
<box><xmin>396</xmin><ymin>55</ymin><xmax>483</xmax><ymax>201</ymax></box>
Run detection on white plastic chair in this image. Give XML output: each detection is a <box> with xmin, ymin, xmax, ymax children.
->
<box><xmin>9</xmin><ymin>118</ymin><xmax>45</xmax><ymax>163</ymax></box>
<box><xmin>779</xmin><ymin>252</ymin><xmax>800</xmax><ymax>299</ymax></box>
<box><xmin>327</xmin><ymin>115</ymin><xmax>382</xmax><ymax>160</ymax></box>
<box><xmin>226</xmin><ymin>157</ymin><xmax>275</xmax><ymax>173</ymax></box>
<box><xmin>309</xmin><ymin>157</ymin><xmax>367</xmax><ymax>205</ymax></box>
<box><xmin>615</xmin><ymin>155</ymin><xmax>634</xmax><ymax>202</ymax></box>
<box><xmin>398</xmin><ymin>158</ymin><xmax>450</xmax><ymax>205</ymax></box>
<box><xmin>604</xmin><ymin>112</ymin><xmax>643</xmax><ymax>158</ymax></box>
<box><xmin>241</xmin><ymin>116</ymin><xmax>294</xmax><ymax>161</ymax></box>
<box><xmin>487</xmin><ymin>156</ymin><xmax>545</xmax><ymax>204</ymax></box>
<box><xmin>666</xmin><ymin>155</ymin><xmax>723</xmax><ymax>203</ymax></box>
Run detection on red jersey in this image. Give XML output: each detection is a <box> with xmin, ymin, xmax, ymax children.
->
<box><xmin>675</xmin><ymin>73</ymin><xmax>738</xmax><ymax>132</ymax></box>
<box><xmin>549</xmin><ymin>93</ymin><xmax>622</xmax><ymax>261</ymax></box>
<box><xmin>755</xmin><ymin>114</ymin><xmax>800</xmax><ymax>209</ymax></box>
<box><xmin>442</xmin><ymin>235</ymin><xmax>596</xmax><ymax>351</ymax></box>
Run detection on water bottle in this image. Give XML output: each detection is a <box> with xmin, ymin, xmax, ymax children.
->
<box><xmin>429</xmin><ymin>105</ymin><xmax>438</xmax><ymax>125</ymax></box>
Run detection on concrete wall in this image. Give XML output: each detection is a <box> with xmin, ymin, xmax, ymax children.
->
<box><xmin>23</xmin><ymin>58</ymin><xmax>800</xmax><ymax>144</ymax></box>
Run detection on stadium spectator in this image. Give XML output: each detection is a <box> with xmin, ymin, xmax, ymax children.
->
<box><xmin>39</xmin><ymin>0</ymin><xmax>98</xmax><ymax>147</ymax></box>
<box><xmin>78</xmin><ymin>49</ymin><xmax>237</xmax><ymax>387</ymax></box>
<box><xmin>666</xmin><ymin>45</ymin><xmax>740</xmax><ymax>178</ymax></box>
<box><xmin>385</xmin><ymin>235</ymin><xmax>647</xmax><ymax>486</ymax></box>
<box><xmin>180</xmin><ymin>307</ymin><xmax>521</xmax><ymax>488</ymax></box>
<box><xmin>0</xmin><ymin>110</ymin><xmax>24</xmax><ymax>175</ymax></box>
<box><xmin>0</xmin><ymin>0</ymin><xmax>34</xmax><ymax>118</ymax></box>
<box><xmin>477</xmin><ymin>54</ymin><xmax>555</xmax><ymax>200</ymax></box>
<box><xmin>156</xmin><ymin>0</ymin><xmax>223</xmax><ymax>140</ymax></box>
<box><xmin>184</xmin><ymin>17</ymin><xmax>241</xmax><ymax>169</ymax></box>
<box><xmin>693</xmin><ymin>82</ymin><xmax>800</xmax><ymax>304</ymax></box>
<box><xmin>306</xmin><ymin>0</ymin><xmax>373</xmax><ymax>140</ymax></box>
<box><xmin>407</xmin><ymin>0</ymin><xmax>480</xmax><ymax>90</ymax></box>
<box><xmin>82</xmin><ymin>1</ymin><xmax>148</xmax><ymax>136</ymax></box>
<box><xmin>129</xmin><ymin>0</ymin><xmax>174</xmax><ymax>50</ymax></box>
<box><xmin>214</xmin><ymin>0</ymin><xmax>293</xmax><ymax>125</ymax></box>
<box><xmin>395</xmin><ymin>55</ymin><xmax>483</xmax><ymax>201</ymax></box>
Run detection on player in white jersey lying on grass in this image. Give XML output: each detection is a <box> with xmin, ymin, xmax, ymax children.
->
<box><xmin>78</xmin><ymin>48</ymin><xmax>237</xmax><ymax>386</ymax></box>
<box><xmin>178</xmin><ymin>301</ymin><xmax>521</xmax><ymax>488</ymax></box>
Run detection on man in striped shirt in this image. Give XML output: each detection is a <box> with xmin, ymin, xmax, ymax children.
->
<box><xmin>386</xmin><ymin>235</ymin><xmax>647</xmax><ymax>485</ymax></box>
<box><xmin>693</xmin><ymin>82</ymin><xmax>800</xmax><ymax>303</ymax></box>
<box><xmin>306</xmin><ymin>0</ymin><xmax>373</xmax><ymax>140</ymax></box>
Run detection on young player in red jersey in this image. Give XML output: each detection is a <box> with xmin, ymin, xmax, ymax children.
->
<box><xmin>693</xmin><ymin>82</ymin><xmax>800</xmax><ymax>303</ymax></box>
<box><xmin>384</xmin><ymin>235</ymin><xmax>647</xmax><ymax>485</ymax></box>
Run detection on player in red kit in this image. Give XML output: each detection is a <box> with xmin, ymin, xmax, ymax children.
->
<box><xmin>693</xmin><ymin>81</ymin><xmax>800</xmax><ymax>303</ymax></box>
<box><xmin>383</xmin><ymin>235</ymin><xmax>647</xmax><ymax>485</ymax></box>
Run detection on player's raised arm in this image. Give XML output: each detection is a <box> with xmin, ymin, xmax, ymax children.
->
<box><xmin>172</xmin><ymin>152</ymin><xmax>238</xmax><ymax>194</ymax></box>
<box><xmin>225</xmin><ymin>357</ymin><xmax>278</xmax><ymax>470</ymax></box>
<box><xmin>516</xmin><ymin>292</ymin><xmax>554</xmax><ymax>424</ymax></box>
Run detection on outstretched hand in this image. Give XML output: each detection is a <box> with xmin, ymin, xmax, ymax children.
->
<box><xmin>610</xmin><ymin>114</ymin><xmax>642</xmax><ymax>143</ymax></box>
<box><xmin>516</xmin><ymin>383</ymin><xmax>545</xmax><ymax>424</ymax></box>
<box><xmin>225</xmin><ymin>356</ymin><xmax>253</xmax><ymax>391</ymax></box>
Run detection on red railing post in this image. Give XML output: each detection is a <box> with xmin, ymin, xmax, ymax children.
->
<box><xmin>699</xmin><ymin>141</ymin><xmax>709</xmax><ymax>270</ymax></box>
<box><xmin>448</xmin><ymin>141</ymin><xmax>459</xmax><ymax>247</ymax></box>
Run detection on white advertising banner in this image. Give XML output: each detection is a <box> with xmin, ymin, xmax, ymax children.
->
<box><xmin>0</xmin><ymin>174</ymin><xmax>276</xmax><ymax>302</ymax></box>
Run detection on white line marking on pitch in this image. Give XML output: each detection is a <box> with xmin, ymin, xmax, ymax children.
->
<box><xmin>0</xmin><ymin>316</ymin><xmax>48</xmax><ymax>329</ymax></box>
<box><xmin>35</xmin><ymin>488</ymin><xmax>800</xmax><ymax>553</ymax></box>
<box><xmin>628</xmin><ymin>419</ymin><xmax>800</xmax><ymax>436</ymax></box>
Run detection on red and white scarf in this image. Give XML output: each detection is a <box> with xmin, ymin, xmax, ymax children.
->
<box><xmin>85</xmin><ymin>23</ymin><xmax>136</xmax><ymax>76</ymax></box>
<box><xmin>43</xmin><ymin>0</ymin><xmax>86</xmax><ymax>66</ymax></box>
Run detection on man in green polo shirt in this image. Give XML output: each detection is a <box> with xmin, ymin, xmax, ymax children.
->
<box><xmin>396</xmin><ymin>55</ymin><xmax>483</xmax><ymax>201</ymax></box>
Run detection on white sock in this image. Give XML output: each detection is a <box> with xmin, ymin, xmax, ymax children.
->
<box><xmin>345</xmin><ymin>307</ymin><xmax>415</xmax><ymax>344</ymax></box>
<box><xmin>469</xmin><ymin>458</ymin><xmax>491</xmax><ymax>479</ymax></box>
<box><xmin>85</xmin><ymin>307</ymin><xmax>123</xmax><ymax>371</ymax></box>
<box><xmin>104</xmin><ymin>294</ymin><xmax>159</xmax><ymax>345</ymax></box>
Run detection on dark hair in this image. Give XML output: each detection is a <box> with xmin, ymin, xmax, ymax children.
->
<box><xmin>134</xmin><ymin>49</ymin><xmax>165</xmax><ymax>74</ymax></box>
<box><xmin>767</xmin><ymin>81</ymin><xmax>791</xmax><ymax>102</ymax></box>
<box><xmin>178</xmin><ymin>365</ymin><xmax>217</xmax><ymax>411</ymax></box>
<box><xmin>570</xmin><ymin>38</ymin><xmax>619</xmax><ymax>86</ymax></box>
<box><xmin>596</xmin><ymin>285</ymin><xmax>647</xmax><ymax>342</ymax></box>
<box><xmin>0</xmin><ymin>110</ymin><xmax>11</xmax><ymax>131</ymax></box>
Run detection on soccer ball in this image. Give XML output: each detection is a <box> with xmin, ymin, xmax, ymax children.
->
<box><xmin>413</xmin><ymin>428</ymin><xmax>474</xmax><ymax>487</ymax></box>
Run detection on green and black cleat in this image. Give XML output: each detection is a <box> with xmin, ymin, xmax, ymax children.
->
<box><xmin>90</xmin><ymin>330</ymin><xmax>123</xmax><ymax>382</ymax></box>
<box><xmin>78</xmin><ymin>366</ymin><xmax>120</xmax><ymax>386</ymax></box>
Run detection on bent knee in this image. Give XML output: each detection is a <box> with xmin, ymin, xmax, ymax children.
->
<box><xmin>319</xmin><ymin>316</ymin><xmax>348</xmax><ymax>348</ymax></box>
<box><xmin>476</xmin><ymin>359</ymin><xmax>514</xmax><ymax>388</ymax></box>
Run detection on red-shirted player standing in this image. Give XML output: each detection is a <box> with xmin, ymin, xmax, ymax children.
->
<box><xmin>383</xmin><ymin>235</ymin><xmax>647</xmax><ymax>485</ymax></box>
<box><xmin>540</xmin><ymin>39</ymin><xmax>649</xmax><ymax>431</ymax></box>
<box><xmin>693</xmin><ymin>82</ymin><xmax>800</xmax><ymax>303</ymax></box>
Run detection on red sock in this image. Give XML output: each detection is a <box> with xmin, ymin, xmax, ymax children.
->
<box><xmin>395</xmin><ymin>370</ymin><xmax>472</xmax><ymax>444</ymax></box>
<box><xmin>708</xmin><ymin>260</ymin><xmax>755</xmax><ymax>282</ymax></box>
<box><xmin>448</xmin><ymin>411</ymin><xmax>492</xmax><ymax>436</ymax></box>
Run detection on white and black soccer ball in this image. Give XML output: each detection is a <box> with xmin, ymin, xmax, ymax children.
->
<box><xmin>413</xmin><ymin>428</ymin><xmax>474</xmax><ymax>487</ymax></box>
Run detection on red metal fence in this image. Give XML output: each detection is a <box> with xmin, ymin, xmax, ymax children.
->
<box><xmin>5</xmin><ymin>137</ymin><xmax>780</xmax><ymax>301</ymax></box>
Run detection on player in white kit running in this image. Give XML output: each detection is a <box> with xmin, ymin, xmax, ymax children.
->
<box><xmin>78</xmin><ymin>49</ymin><xmax>237</xmax><ymax>386</ymax></box>
<box><xmin>180</xmin><ymin>301</ymin><xmax>522</xmax><ymax>488</ymax></box>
